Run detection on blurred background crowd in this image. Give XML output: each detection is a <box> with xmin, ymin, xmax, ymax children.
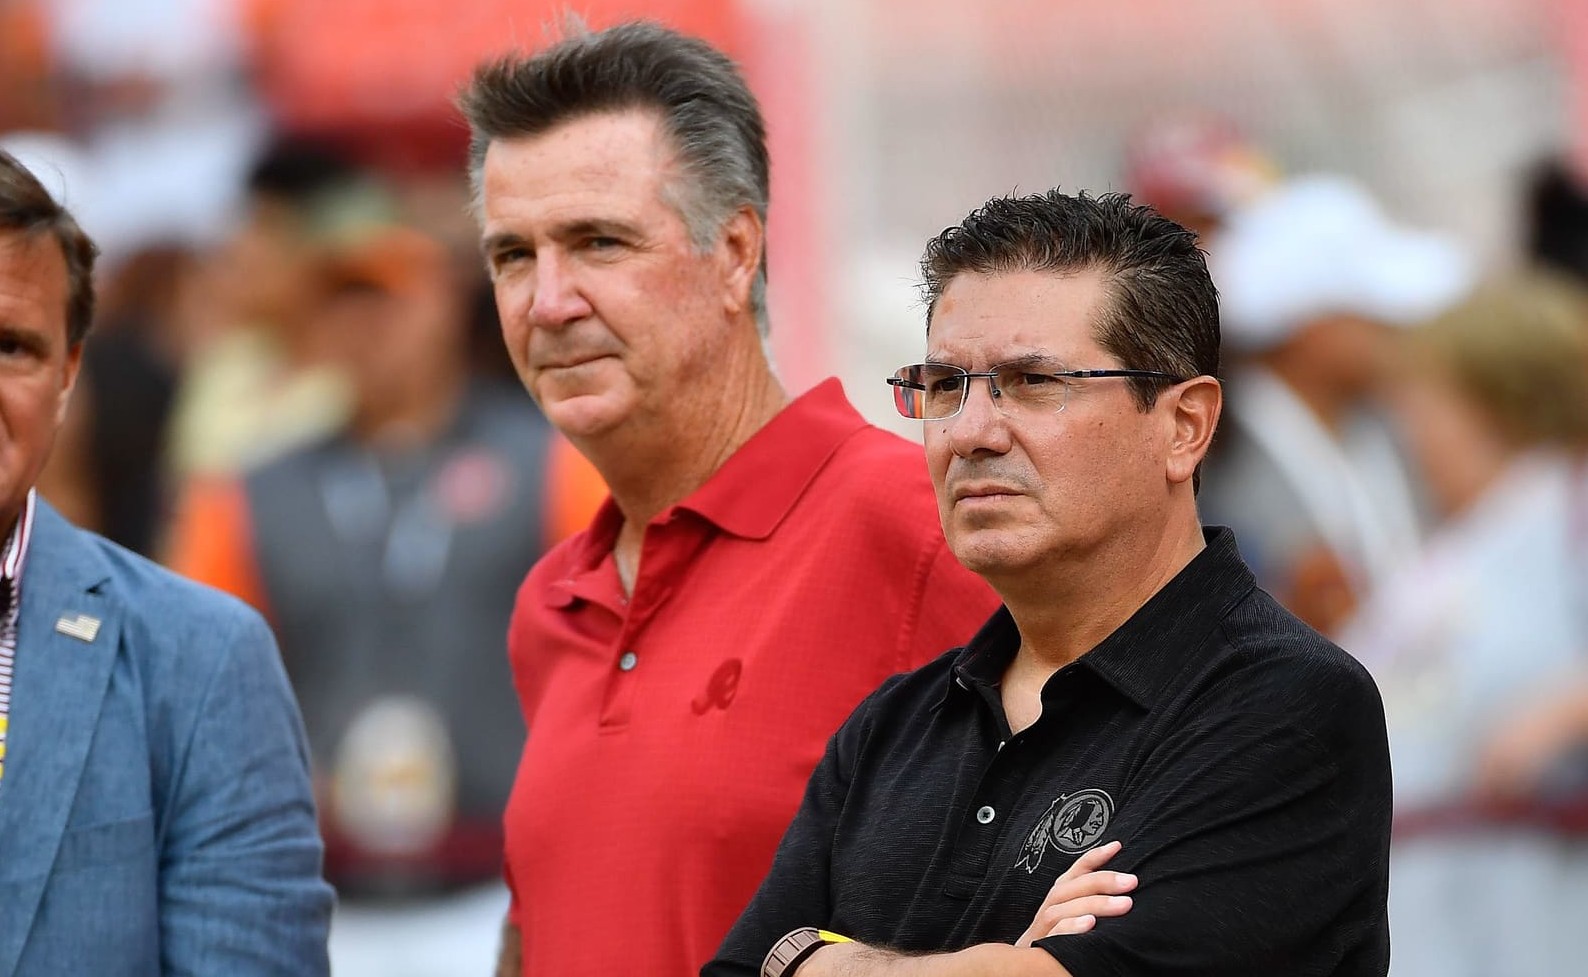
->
<box><xmin>4</xmin><ymin>0</ymin><xmax>1588</xmax><ymax>974</ymax></box>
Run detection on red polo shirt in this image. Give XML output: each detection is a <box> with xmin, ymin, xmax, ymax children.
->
<box><xmin>503</xmin><ymin>379</ymin><xmax>1000</xmax><ymax>976</ymax></box>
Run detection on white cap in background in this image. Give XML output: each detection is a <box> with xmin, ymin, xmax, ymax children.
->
<box><xmin>1212</xmin><ymin>174</ymin><xmax>1472</xmax><ymax>350</ymax></box>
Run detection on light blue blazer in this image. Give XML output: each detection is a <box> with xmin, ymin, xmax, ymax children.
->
<box><xmin>0</xmin><ymin>501</ymin><xmax>332</xmax><ymax>975</ymax></box>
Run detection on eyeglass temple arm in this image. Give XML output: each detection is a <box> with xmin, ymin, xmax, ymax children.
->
<box><xmin>1064</xmin><ymin>369</ymin><xmax>1183</xmax><ymax>380</ymax></box>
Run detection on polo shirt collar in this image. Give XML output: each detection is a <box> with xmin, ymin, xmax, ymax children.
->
<box><xmin>0</xmin><ymin>488</ymin><xmax>38</xmax><ymax>606</ymax></box>
<box><xmin>950</xmin><ymin>606</ymin><xmax>1020</xmax><ymax>694</ymax></box>
<box><xmin>566</xmin><ymin>497</ymin><xmax>625</xmax><ymax>574</ymax></box>
<box><xmin>946</xmin><ymin>527</ymin><xmax>1255</xmax><ymax>710</ymax></box>
<box><xmin>561</xmin><ymin>378</ymin><xmax>872</xmax><ymax>576</ymax></box>
<box><xmin>676</xmin><ymin>378</ymin><xmax>870</xmax><ymax>540</ymax></box>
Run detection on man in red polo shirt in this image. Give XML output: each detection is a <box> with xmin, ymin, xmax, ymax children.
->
<box><xmin>459</xmin><ymin>20</ymin><xmax>1001</xmax><ymax>977</ymax></box>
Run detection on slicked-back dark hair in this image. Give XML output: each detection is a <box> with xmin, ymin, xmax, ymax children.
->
<box><xmin>0</xmin><ymin>149</ymin><xmax>99</xmax><ymax>346</ymax></box>
<box><xmin>458</xmin><ymin>20</ymin><xmax>770</xmax><ymax>333</ymax></box>
<box><xmin>921</xmin><ymin>189</ymin><xmax>1220</xmax><ymax>409</ymax></box>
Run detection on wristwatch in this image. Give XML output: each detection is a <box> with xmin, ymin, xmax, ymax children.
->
<box><xmin>761</xmin><ymin>927</ymin><xmax>852</xmax><ymax>977</ymax></box>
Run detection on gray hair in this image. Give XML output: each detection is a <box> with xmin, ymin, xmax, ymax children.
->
<box><xmin>458</xmin><ymin>20</ymin><xmax>771</xmax><ymax>335</ymax></box>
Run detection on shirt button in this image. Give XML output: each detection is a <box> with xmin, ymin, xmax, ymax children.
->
<box><xmin>976</xmin><ymin>805</ymin><xmax>996</xmax><ymax>824</ymax></box>
<box><xmin>618</xmin><ymin>651</ymin><xmax>638</xmax><ymax>671</ymax></box>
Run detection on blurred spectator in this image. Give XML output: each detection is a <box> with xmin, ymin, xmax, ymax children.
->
<box><xmin>1200</xmin><ymin>174</ymin><xmax>1470</xmax><ymax>634</ymax></box>
<box><xmin>1339</xmin><ymin>271</ymin><xmax>1588</xmax><ymax>977</ymax></box>
<box><xmin>163</xmin><ymin>138</ymin><xmax>361</xmax><ymax>480</ymax></box>
<box><xmin>1122</xmin><ymin>111</ymin><xmax>1277</xmax><ymax>243</ymax></box>
<box><xmin>167</xmin><ymin>218</ymin><xmax>604</xmax><ymax>977</ymax></box>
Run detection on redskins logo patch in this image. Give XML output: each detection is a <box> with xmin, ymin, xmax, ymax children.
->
<box><xmin>1015</xmin><ymin>788</ymin><xmax>1115</xmax><ymax>874</ymax></box>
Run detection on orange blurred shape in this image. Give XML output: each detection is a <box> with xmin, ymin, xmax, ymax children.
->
<box><xmin>245</xmin><ymin>0</ymin><xmax>744</xmax><ymax>170</ymax></box>
<box><xmin>0</xmin><ymin>1</ymin><xmax>56</xmax><ymax>130</ymax></box>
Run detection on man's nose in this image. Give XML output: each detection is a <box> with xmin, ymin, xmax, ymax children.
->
<box><xmin>945</xmin><ymin>375</ymin><xmax>1012</xmax><ymax>455</ymax></box>
<box><xmin>527</xmin><ymin>252</ymin><xmax>593</xmax><ymax>329</ymax></box>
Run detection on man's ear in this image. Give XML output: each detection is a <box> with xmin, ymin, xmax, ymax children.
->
<box><xmin>718</xmin><ymin>205</ymin><xmax>763</xmax><ymax>317</ymax></box>
<box><xmin>1164</xmin><ymin>376</ymin><xmax>1222</xmax><ymax>486</ymax></box>
<box><xmin>55</xmin><ymin>341</ymin><xmax>84</xmax><ymax>425</ymax></box>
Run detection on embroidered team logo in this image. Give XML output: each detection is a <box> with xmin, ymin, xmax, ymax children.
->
<box><xmin>1015</xmin><ymin>788</ymin><xmax>1115</xmax><ymax>874</ymax></box>
<box><xmin>691</xmin><ymin>659</ymin><xmax>743</xmax><ymax>714</ymax></box>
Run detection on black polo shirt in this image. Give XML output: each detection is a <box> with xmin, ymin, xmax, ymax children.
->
<box><xmin>706</xmin><ymin>528</ymin><xmax>1391</xmax><ymax>977</ymax></box>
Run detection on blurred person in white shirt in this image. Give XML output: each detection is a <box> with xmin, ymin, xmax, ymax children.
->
<box><xmin>1199</xmin><ymin>175</ymin><xmax>1470</xmax><ymax>634</ymax></box>
<box><xmin>1340</xmin><ymin>271</ymin><xmax>1588</xmax><ymax>977</ymax></box>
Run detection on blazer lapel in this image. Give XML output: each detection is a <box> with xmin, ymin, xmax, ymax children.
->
<box><xmin>0</xmin><ymin>504</ymin><xmax>120</xmax><ymax>976</ymax></box>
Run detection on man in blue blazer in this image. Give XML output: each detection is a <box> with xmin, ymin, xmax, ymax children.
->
<box><xmin>0</xmin><ymin>151</ymin><xmax>332</xmax><ymax>972</ymax></box>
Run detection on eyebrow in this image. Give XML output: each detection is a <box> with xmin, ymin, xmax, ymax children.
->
<box><xmin>558</xmin><ymin>218</ymin><xmax>640</xmax><ymax>241</ymax></box>
<box><xmin>479</xmin><ymin>231</ymin><xmax>525</xmax><ymax>257</ymax></box>
<box><xmin>923</xmin><ymin>350</ymin><xmax>1066</xmax><ymax>370</ymax></box>
<box><xmin>0</xmin><ymin>323</ymin><xmax>52</xmax><ymax>356</ymax></box>
<box><xmin>480</xmin><ymin>218</ymin><xmax>642</xmax><ymax>256</ymax></box>
<box><xmin>991</xmin><ymin>352</ymin><xmax>1066</xmax><ymax>371</ymax></box>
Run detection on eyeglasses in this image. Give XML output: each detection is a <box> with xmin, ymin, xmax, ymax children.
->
<box><xmin>887</xmin><ymin>363</ymin><xmax>1184</xmax><ymax>419</ymax></box>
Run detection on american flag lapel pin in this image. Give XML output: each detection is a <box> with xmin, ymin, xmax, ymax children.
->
<box><xmin>55</xmin><ymin>614</ymin><xmax>102</xmax><ymax>643</ymax></box>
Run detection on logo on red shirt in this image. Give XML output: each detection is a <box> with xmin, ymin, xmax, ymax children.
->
<box><xmin>691</xmin><ymin>659</ymin><xmax>743</xmax><ymax>714</ymax></box>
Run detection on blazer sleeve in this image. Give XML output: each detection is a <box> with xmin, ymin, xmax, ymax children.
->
<box><xmin>156</xmin><ymin>607</ymin><xmax>333</xmax><ymax>976</ymax></box>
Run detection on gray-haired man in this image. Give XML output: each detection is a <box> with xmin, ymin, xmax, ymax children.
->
<box><xmin>458</xmin><ymin>21</ymin><xmax>1000</xmax><ymax>977</ymax></box>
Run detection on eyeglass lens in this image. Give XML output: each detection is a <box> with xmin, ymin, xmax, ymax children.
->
<box><xmin>891</xmin><ymin>364</ymin><xmax>1069</xmax><ymax>419</ymax></box>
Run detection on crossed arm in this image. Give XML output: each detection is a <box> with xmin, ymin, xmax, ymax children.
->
<box><xmin>793</xmin><ymin>843</ymin><xmax>1136</xmax><ymax>977</ymax></box>
<box><xmin>711</xmin><ymin>669</ymin><xmax>1388</xmax><ymax>977</ymax></box>
<box><xmin>491</xmin><ymin>847</ymin><xmax>1131</xmax><ymax>977</ymax></box>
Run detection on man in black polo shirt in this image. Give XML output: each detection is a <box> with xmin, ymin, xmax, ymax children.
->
<box><xmin>706</xmin><ymin>190</ymin><xmax>1391</xmax><ymax>977</ymax></box>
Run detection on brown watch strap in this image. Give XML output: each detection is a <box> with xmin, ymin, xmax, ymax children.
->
<box><xmin>761</xmin><ymin>927</ymin><xmax>828</xmax><ymax>977</ymax></box>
